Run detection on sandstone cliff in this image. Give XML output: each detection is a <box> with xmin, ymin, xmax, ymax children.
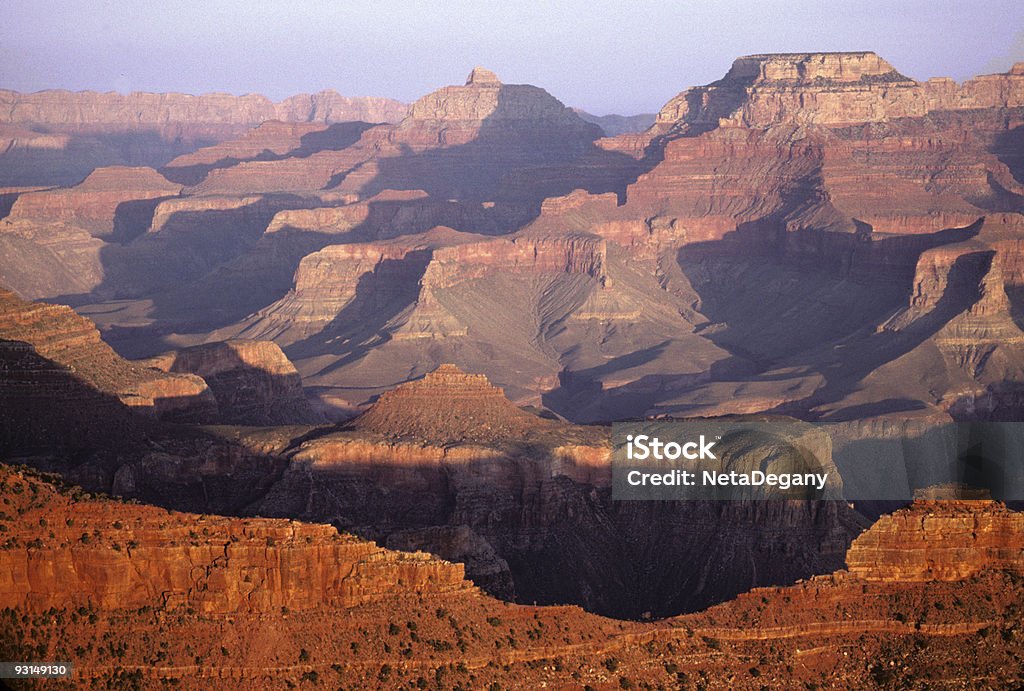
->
<box><xmin>655</xmin><ymin>53</ymin><xmax>1024</xmax><ymax>129</ymax></box>
<box><xmin>0</xmin><ymin>288</ymin><xmax>215</xmax><ymax>428</ymax></box>
<box><xmin>846</xmin><ymin>489</ymin><xmax>1024</xmax><ymax>580</ymax></box>
<box><xmin>0</xmin><ymin>465</ymin><xmax>470</xmax><ymax>614</ymax></box>
<box><xmin>3</xmin><ymin>466</ymin><xmax>1022</xmax><ymax>689</ymax></box>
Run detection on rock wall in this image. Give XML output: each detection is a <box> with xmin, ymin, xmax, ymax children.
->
<box><xmin>656</xmin><ymin>53</ymin><xmax>1024</xmax><ymax>129</ymax></box>
<box><xmin>141</xmin><ymin>340</ymin><xmax>321</xmax><ymax>425</ymax></box>
<box><xmin>0</xmin><ymin>288</ymin><xmax>214</xmax><ymax>424</ymax></box>
<box><xmin>7</xmin><ymin>166</ymin><xmax>181</xmax><ymax>238</ymax></box>
<box><xmin>846</xmin><ymin>493</ymin><xmax>1024</xmax><ymax>581</ymax></box>
<box><xmin>0</xmin><ymin>88</ymin><xmax>407</xmax><ymax>131</ymax></box>
<box><xmin>0</xmin><ymin>466</ymin><xmax>469</xmax><ymax>613</ymax></box>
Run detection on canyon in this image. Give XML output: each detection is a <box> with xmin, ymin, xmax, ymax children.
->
<box><xmin>2</xmin><ymin>50</ymin><xmax>1024</xmax><ymax>687</ymax></box>
<box><xmin>4</xmin><ymin>56</ymin><xmax>1021</xmax><ymax>425</ymax></box>
<box><xmin>0</xmin><ymin>465</ymin><xmax>1021</xmax><ymax>688</ymax></box>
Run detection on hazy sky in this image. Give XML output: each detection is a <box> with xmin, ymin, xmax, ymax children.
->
<box><xmin>2</xmin><ymin>1</ymin><xmax>1023</xmax><ymax>114</ymax></box>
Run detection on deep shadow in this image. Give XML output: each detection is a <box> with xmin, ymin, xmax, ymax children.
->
<box><xmin>0</xmin><ymin>336</ymin><xmax>294</xmax><ymax>512</ymax></box>
<box><xmin>350</xmin><ymin>85</ymin><xmax>657</xmax><ymax>210</ymax></box>
<box><xmin>110</xmin><ymin>195</ymin><xmax>177</xmax><ymax>244</ymax></box>
<box><xmin>292</xmin><ymin>121</ymin><xmax>377</xmax><ymax>156</ymax></box>
<box><xmin>286</xmin><ymin>251</ymin><xmax>433</xmax><ymax>375</ymax></box>
<box><xmin>763</xmin><ymin>249</ymin><xmax>996</xmax><ymax>418</ymax></box>
<box><xmin>249</xmin><ymin>446</ymin><xmax>868</xmax><ymax>619</ymax></box>
<box><xmin>993</xmin><ymin>123</ymin><xmax>1024</xmax><ymax>186</ymax></box>
<box><xmin>160</xmin><ymin>121</ymin><xmax>377</xmax><ymax>186</ymax></box>
<box><xmin>156</xmin><ymin>341</ymin><xmax>322</xmax><ymax>425</ymax></box>
<box><xmin>541</xmin><ymin>342</ymin><xmax>685</xmax><ymax>421</ymax></box>
<box><xmin>678</xmin><ymin>220</ymin><xmax>983</xmax><ymax>360</ymax></box>
<box><xmin>0</xmin><ymin>334</ymin><xmax>871</xmax><ymax>619</ymax></box>
<box><xmin>0</xmin><ymin>339</ymin><xmax>144</xmax><ymax>458</ymax></box>
<box><xmin>0</xmin><ymin>191</ymin><xmax>24</xmax><ymax>220</ymax></box>
<box><xmin>91</xmin><ymin>193</ymin><xmax>318</xmax><ymax>302</ymax></box>
<box><xmin>0</xmin><ymin>128</ymin><xmax>223</xmax><ymax>187</ymax></box>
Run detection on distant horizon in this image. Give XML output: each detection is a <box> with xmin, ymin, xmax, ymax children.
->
<box><xmin>1</xmin><ymin>50</ymin><xmax>1021</xmax><ymax>118</ymax></box>
<box><xmin>2</xmin><ymin>1</ymin><xmax>1023</xmax><ymax>115</ymax></box>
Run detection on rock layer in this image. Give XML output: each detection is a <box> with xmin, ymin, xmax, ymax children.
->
<box><xmin>656</xmin><ymin>53</ymin><xmax>1024</xmax><ymax>129</ymax></box>
<box><xmin>0</xmin><ymin>465</ymin><xmax>470</xmax><ymax>614</ymax></box>
<box><xmin>0</xmin><ymin>288</ymin><xmax>214</xmax><ymax>426</ymax></box>
<box><xmin>2</xmin><ymin>466</ymin><xmax>1022</xmax><ymax>689</ymax></box>
<box><xmin>352</xmin><ymin>363</ymin><xmax>557</xmax><ymax>443</ymax></box>
<box><xmin>0</xmin><ymin>88</ymin><xmax>407</xmax><ymax>131</ymax></box>
<box><xmin>6</xmin><ymin>166</ymin><xmax>181</xmax><ymax>239</ymax></box>
<box><xmin>140</xmin><ymin>340</ymin><xmax>321</xmax><ymax>425</ymax></box>
<box><xmin>846</xmin><ymin>491</ymin><xmax>1024</xmax><ymax>580</ymax></box>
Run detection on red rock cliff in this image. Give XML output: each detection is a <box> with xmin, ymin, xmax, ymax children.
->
<box><xmin>0</xmin><ymin>465</ymin><xmax>470</xmax><ymax>614</ymax></box>
<box><xmin>846</xmin><ymin>490</ymin><xmax>1024</xmax><ymax>581</ymax></box>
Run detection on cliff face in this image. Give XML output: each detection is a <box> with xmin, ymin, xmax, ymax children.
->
<box><xmin>0</xmin><ymin>291</ymin><xmax>322</xmax><ymax>443</ymax></box>
<box><xmin>656</xmin><ymin>53</ymin><xmax>1024</xmax><ymax>129</ymax></box>
<box><xmin>2</xmin><ymin>463</ymin><xmax>1022</xmax><ymax>689</ymax></box>
<box><xmin>140</xmin><ymin>340</ymin><xmax>322</xmax><ymax>425</ymax></box>
<box><xmin>846</xmin><ymin>493</ymin><xmax>1024</xmax><ymax>580</ymax></box>
<box><xmin>231</xmin><ymin>227</ymin><xmax>614</xmax><ymax>395</ymax></box>
<box><xmin>0</xmin><ymin>465</ymin><xmax>470</xmax><ymax>614</ymax></box>
<box><xmin>0</xmin><ymin>288</ymin><xmax>215</xmax><ymax>428</ymax></box>
<box><xmin>6</xmin><ymin>166</ymin><xmax>181</xmax><ymax>239</ymax></box>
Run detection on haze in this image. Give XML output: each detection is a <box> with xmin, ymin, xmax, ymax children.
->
<box><xmin>2</xmin><ymin>0</ymin><xmax>1023</xmax><ymax>115</ymax></box>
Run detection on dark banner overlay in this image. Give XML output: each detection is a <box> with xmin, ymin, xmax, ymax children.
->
<box><xmin>612</xmin><ymin>419</ymin><xmax>1024</xmax><ymax>501</ymax></box>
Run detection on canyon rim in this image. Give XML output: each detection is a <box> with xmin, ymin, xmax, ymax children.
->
<box><xmin>3</xmin><ymin>2</ymin><xmax>1024</xmax><ymax>688</ymax></box>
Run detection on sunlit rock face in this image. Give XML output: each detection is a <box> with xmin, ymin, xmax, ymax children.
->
<box><xmin>656</xmin><ymin>53</ymin><xmax>1024</xmax><ymax>129</ymax></box>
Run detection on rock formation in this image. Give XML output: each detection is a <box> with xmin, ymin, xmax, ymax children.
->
<box><xmin>2</xmin><ymin>54</ymin><xmax>1022</xmax><ymax>424</ymax></box>
<box><xmin>0</xmin><ymin>88</ymin><xmax>406</xmax><ymax>131</ymax></box>
<box><xmin>655</xmin><ymin>53</ymin><xmax>1024</xmax><ymax>130</ymax></box>
<box><xmin>228</xmin><ymin>367</ymin><xmax>865</xmax><ymax>618</ymax></box>
<box><xmin>2</xmin><ymin>465</ymin><xmax>1022</xmax><ymax>688</ymax></box>
<box><xmin>6</xmin><ymin>166</ymin><xmax>181</xmax><ymax>239</ymax></box>
<box><xmin>846</xmin><ymin>488</ymin><xmax>1024</xmax><ymax>580</ymax></box>
<box><xmin>0</xmin><ymin>288</ymin><xmax>214</xmax><ymax>428</ymax></box>
<box><xmin>0</xmin><ymin>465</ymin><xmax>470</xmax><ymax>614</ymax></box>
<box><xmin>140</xmin><ymin>340</ymin><xmax>321</xmax><ymax>425</ymax></box>
<box><xmin>2</xmin><ymin>51</ymin><xmax>1024</xmax><ymax>688</ymax></box>
<box><xmin>394</xmin><ymin>66</ymin><xmax>600</xmax><ymax>147</ymax></box>
<box><xmin>0</xmin><ymin>88</ymin><xmax>406</xmax><ymax>188</ymax></box>
<box><xmin>352</xmin><ymin>363</ymin><xmax>558</xmax><ymax>443</ymax></box>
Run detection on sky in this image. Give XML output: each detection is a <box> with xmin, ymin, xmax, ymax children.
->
<box><xmin>2</xmin><ymin>1</ymin><xmax>1023</xmax><ymax>115</ymax></box>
